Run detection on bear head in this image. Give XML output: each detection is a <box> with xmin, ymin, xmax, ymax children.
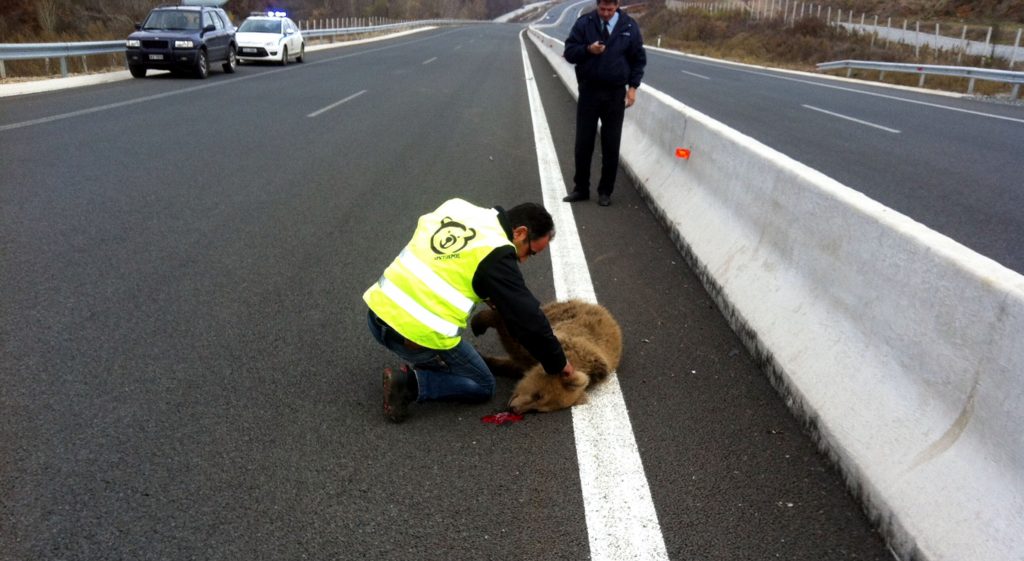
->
<box><xmin>430</xmin><ymin>217</ymin><xmax>477</xmax><ymax>255</ymax></box>
<box><xmin>508</xmin><ymin>367</ymin><xmax>591</xmax><ymax>414</ymax></box>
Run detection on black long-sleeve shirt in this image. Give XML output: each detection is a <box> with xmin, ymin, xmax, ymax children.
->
<box><xmin>471</xmin><ymin>208</ymin><xmax>566</xmax><ymax>374</ymax></box>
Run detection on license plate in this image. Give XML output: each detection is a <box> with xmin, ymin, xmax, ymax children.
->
<box><xmin>149</xmin><ymin>54</ymin><xmax>164</xmax><ymax>60</ymax></box>
<box><xmin>241</xmin><ymin>48</ymin><xmax>257</xmax><ymax>54</ymax></box>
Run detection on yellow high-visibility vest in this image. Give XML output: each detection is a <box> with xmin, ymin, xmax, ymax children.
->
<box><xmin>363</xmin><ymin>199</ymin><xmax>515</xmax><ymax>349</ymax></box>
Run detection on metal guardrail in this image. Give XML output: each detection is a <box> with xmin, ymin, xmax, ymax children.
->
<box><xmin>817</xmin><ymin>59</ymin><xmax>1024</xmax><ymax>97</ymax></box>
<box><xmin>0</xmin><ymin>40</ymin><xmax>123</xmax><ymax>61</ymax></box>
<box><xmin>300</xmin><ymin>19</ymin><xmax>466</xmax><ymax>40</ymax></box>
<box><xmin>0</xmin><ymin>40</ymin><xmax>123</xmax><ymax>78</ymax></box>
<box><xmin>0</xmin><ymin>19</ymin><xmax>471</xmax><ymax>79</ymax></box>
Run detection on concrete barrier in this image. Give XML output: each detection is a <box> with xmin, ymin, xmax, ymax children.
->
<box><xmin>528</xmin><ymin>27</ymin><xmax>1024</xmax><ymax>561</ymax></box>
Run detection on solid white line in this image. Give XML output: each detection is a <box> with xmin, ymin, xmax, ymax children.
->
<box><xmin>519</xmin><ymin>29</ymin><xmax>670</xmax><ymax>561</ymax></box>
<box><xmin>681</xmin><ymin>70</ymin><xmax>710</xmax><ymax>80</ymax></box>
<box><xmin>306</xmin><ymin>90</ymin><xmax>367</xmax><ymax>118</ymax></box>
<box><xmin>803</xmin><ymin>104</ymin><xmax>902</xmax><ymax>133</ymax></box>
<box><xmin>423</xmin><ymin>57</ymin><xmax>438</xmax><ymax>64</ymax></box>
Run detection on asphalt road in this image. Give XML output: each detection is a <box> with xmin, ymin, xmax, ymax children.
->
<box><xmin>537</xmin><ymin>1</ymin><xmax>1024</xmax><ymax>274</ymax></box>
<box><xmin>2</xmin><ymin>24</ymin><xmax>893</xmax><ymax>560</ymax></box>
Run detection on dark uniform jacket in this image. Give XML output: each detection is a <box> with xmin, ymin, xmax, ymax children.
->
<box><xmin>471</xmin><ymin>207</ymin><xmax>566</xmax><ymax>375</ymax></box>
<box><xmin>564</xmin><ymin>8</ymin><xmax>646</xmax><ymax>89</ymax></box>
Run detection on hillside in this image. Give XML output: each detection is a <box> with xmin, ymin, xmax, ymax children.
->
<box><xmin>0</xmin><ymin>0</ymin><xmax>524</xmax><ymax>43</ymax></box>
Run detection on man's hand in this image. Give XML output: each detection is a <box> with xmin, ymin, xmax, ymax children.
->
<box><xmin>587</xmin><ymin>41</ymin><xmax>606</xmax><ymax>55</ymax></box>
<box><xmin>560</xmin><ymin>360</ymin><xmax>575</xmax><ymax>379</ymax></box>
<box><xmin>625</xmin><ymin>87</ymin><xmax>637</xmax><ymax>108</ymax></box>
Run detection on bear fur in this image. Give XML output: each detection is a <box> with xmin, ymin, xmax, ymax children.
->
<box><xmin>470</xmin><ymin>299</ymin><xmax>622</xmax><ymax>414</ymax></box>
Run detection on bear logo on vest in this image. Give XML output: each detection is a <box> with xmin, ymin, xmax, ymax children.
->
<box><xmin>430</xmin><ymin>217</ymin><xmax>477</xmax><ymax>256</ymax></box>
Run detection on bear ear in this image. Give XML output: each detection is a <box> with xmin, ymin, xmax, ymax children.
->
<box><xmin>563</xmin><ymin>371</ymin><xmax>589</xmax><ymax>390</ymax></box>
<box><xmin>440</xmin><ymin>216</ymin><xmax>453</xmax><ymax>225</ymax></box>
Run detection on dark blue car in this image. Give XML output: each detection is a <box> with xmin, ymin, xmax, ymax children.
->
<box><xmin>125</xmin><ymin>4</ymin><xmax>237</xmax><ymax>79</ymax></box>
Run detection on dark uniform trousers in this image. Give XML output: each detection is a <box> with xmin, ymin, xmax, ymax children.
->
<box><xmin>573</xmin><ymin>83</ymin><xmax>627</xmax><ymax>197</ymax></box>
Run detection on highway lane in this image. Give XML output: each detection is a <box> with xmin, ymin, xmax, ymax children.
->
<box><xmin>535</xmin><ymin>2</ymin><xmax>1024</xmax><ymax>274</ymax></box>
<box><xmin>2</xmin><ymin>24</ymin><xmax>891</xmax><ymax>560</ymax></box>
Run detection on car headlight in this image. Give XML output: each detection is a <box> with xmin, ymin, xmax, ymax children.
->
<box><xmin>126</xmin><ymin>39</ymin><xmax>140</xmax><ymax>48</ymax></box>
<box><xmin>174</xmin><ymin>40</ymin><xmax>195</xmax><ymax>48</ymax></box>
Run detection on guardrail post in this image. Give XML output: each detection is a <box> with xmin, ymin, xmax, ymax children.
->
<box><xmin>0</xmin><ymin>60</ymin><xmax>5</xmax><ymax>79</ymax></box>
<box><xmin>1011</xmin><ymin>28</ymin><xmax>1022</xmax><ymax>69</ymax></box>
<box><xmin>81</xmin><ymin>56</ymin><xmax>87</xmax><ymax>74</ymax></box>
<box><xmin>60</xmin><ymin>56</ymin><xmax>68</xmax><ymax>77</ymax></box>
<box><xmin>967</xmin><ymin>77</ymin><xmax>976</xmax><ymax>94</ymax></box>
<box><xmin>915</xmin><ymin>21</ymin><xmax>921</xmax><ymax>59</ymax></box>
<box><xmin>958</xmin><ymin>25</ymin><xmax>967</xmax><ymax>64</ymax></box>
<box><xmin>918</xmin><ymin>73</ymin><xmax>925</xmax><ymax>87</ymax></box>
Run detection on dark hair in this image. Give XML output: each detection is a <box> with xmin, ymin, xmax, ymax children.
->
<box><xmin>506</xmin><ymin>202</ymin><xmax>555</xmax><ymax>241</ymax></box>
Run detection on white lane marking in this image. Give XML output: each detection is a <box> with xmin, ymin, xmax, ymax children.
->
<box><xmin>423</xmin><ymin>57</ymin><xmax>438</xmax><ymax>65</ymax></box>
<box><xmin>0</xmin><ymin>29</ymin><xmax>461</xmax><ymax>133</ymax></box>
<box><xmin>307</xmin><ymin>90</ymin><xmax>367</xmax><ymax>118</ymax></box>
<box><xmin>0</xmin><ymin>80</ymin><xmax>227</xmax><ymax>132</ymax></box>
<box><xmin>519</xmin><ymin>29</ymin><xmax>670</xmax><ymax>561</ymax></box>
<box><xmin>656</xmin><ymin>52</ymin><xmax>1024</xmax><ymax>125</ymax></box>
<box><xmin>803</xmin><ymin>104</ymin><xmax>901</xmax><ymax>133</ymax></box>
<box><xmin>681</xmin><ymin>70</ymin><xmax>710</xmax><ymax>80</ymax></box>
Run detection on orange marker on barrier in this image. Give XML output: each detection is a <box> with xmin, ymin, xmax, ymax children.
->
<box><xmin>675</xmin><ymin>147</ymin><xmax>691</xmax><ymax>159</ymax></box>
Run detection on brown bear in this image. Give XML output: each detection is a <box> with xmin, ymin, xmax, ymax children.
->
<box><xmin>470</xmin><ymin>299</ymin><xmax>623</xmax><ymax>414</ymax></box>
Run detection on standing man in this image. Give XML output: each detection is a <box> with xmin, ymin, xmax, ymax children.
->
<box><xmin>364</xmin><ymin>199</ymin><xmax>574</xmax><ymax>423</ymax></box>
<box><xmin>562</xmin><ymin>0</ymin><xmax>646</xmax><ymax>207</ymax></box>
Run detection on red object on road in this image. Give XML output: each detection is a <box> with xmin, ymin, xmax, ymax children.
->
<box><xmin>481</xmin><ymin>411</ymin><xmax>525</xmax><ymax>425</ymax></box>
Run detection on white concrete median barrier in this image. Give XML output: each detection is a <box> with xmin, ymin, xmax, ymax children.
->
<box><xmin>528</xmin><ymin>27</ymin><xmax>1024</xmax><ymax>561</ymax></box>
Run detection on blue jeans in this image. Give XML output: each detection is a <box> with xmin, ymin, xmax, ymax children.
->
<box><xmin>367</xmin><ymin>309</ymin><xmax>495</xmax><ymax>403</ymax></box>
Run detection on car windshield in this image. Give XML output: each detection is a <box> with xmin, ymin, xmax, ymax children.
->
<box><xmin>143</xmin><ymin>10</ymin><xmax>201</xmax><ymax>31</ymax></box>
<box><xmin>238</xmin><ymin>19</ymin><xmax>282</xmax><ymax>34</ymax></box>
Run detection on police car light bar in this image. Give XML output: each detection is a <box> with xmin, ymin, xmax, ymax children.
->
<box><xmin>249</xmin><ymin>10</ymin><xmax>288</xmax><ymax>17</ymax></box>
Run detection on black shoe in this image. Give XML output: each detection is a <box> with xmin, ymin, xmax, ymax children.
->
<box><xmin>563</xmin><ymin>191</ymin><xmax>590</xmax><ymax>203</ymax></box>
<box><xmin>383</xmin><ymin>365</ymin><xmax>415</xmax><ymax>423</ymax></box>
<box><xmin>597</xmin><ymin>194</ymin><xmax>611</xmax><ymax>206</ymax></box>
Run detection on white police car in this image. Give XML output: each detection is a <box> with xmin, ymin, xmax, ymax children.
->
<box><xmin>235</xmin><ymin>12</ymin><xmax>304</xmax><ymax>65</ymax></box>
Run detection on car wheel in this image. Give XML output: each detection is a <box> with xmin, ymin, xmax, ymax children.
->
<box><xmin>194</xmin><ymin>49</ymin><xmax>209</xmax><ymax>79</ymax></box>
<box><xmin>129</xmin><ymin>65</ymin><xmax>147</xmax><ymax>78</ymax></box>
<box><xmin>280</xmin><ymin>46</ymin><xmax>288</xmax><ymax>66</ymax></box>
<box><xmin>223</xmin><ymin>46</ymin><xmax>237</xmax><ymax>74</ymax></box>
<box><xmin>296</xmin><ymin>43</ymin><xmax>304</xmax><ymax>63</ymax></box>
